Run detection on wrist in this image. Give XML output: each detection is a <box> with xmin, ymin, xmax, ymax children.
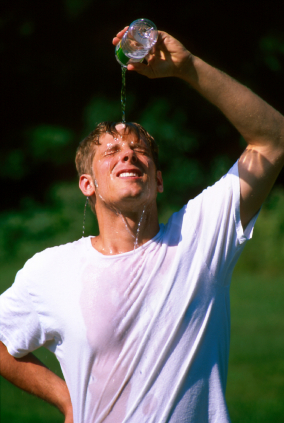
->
<box><xmin>175</xmin><ymin>53</ymin><xmax>197</xmax><ymax>82</ymax></box>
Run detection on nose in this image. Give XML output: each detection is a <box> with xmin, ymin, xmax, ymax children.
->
<box><xmin>121</xmin><ymin>149</ymin><xmax>137</xmax><ymax>163</ymax></box>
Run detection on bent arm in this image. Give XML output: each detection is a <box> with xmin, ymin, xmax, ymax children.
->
<box><xmin>115</xmin><ymin>30</ymin><xmax>284</xmax><ymax>227</ymax></box>
<box><xmin>0</xmin><ymin>341</ymin><xmax>73</xmax><ymax>422</ymax></box>
<box><xmin>181</xmin><ymin>55</ymin><xmax>284</xmax><ymax>227</ymax></box>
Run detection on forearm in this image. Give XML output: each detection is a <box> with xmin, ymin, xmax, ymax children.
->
<box><xmin>0</xmin><ymin>341</ymin><xmax>72</xmax><ymax>416</ymax></box>
<box><xmin>181</xmin><ymin>55</ymin><xmax>284</xmax><ymax>154</ymax></box>
<box><xmin>122</xmin><ymin>27</ymin><xmax>284</xmax><ymax>153</ymax></box>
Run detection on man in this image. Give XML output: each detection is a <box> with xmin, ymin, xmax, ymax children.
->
<box><xmin>0</xmin><ymin>28</ymin><xmax>283</xmax><ymax>423</ymax></box>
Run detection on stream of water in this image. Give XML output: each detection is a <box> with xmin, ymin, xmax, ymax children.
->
<box><xmin>121</xmin><ymin>67</ymin><xmax>127</xmax><ymax>122</ymax></box>
<box><xmin>82</xmin><ymin>67</ymin><xmax>147</xmax><ymax>248</ymax></box>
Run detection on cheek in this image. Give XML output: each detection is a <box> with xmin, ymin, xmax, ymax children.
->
<box><xmin>95</xmin><ymin>159</ymin><xmax>121</xmax><ymax>196</ymax></box>
<box><xmin>140</xmin><ymin>156</ymin><xmax>151</xmax><ymax>171</ymax></box>
<box><xmin>93</xmin><ymin>159</ymin><xmax>112</xmax><ymax>180</ymax></box>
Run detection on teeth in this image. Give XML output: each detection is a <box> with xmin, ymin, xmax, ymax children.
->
<box><xmin>119</xmin><ymin>172</ymin><xmax>139</xmax><ymax>177</ymax></box>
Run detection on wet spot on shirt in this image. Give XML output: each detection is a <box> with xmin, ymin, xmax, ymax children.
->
<box><xmin>142</xmin><ymin>394</ymin><xmax>158</xmax><ymax>415</ymax></box>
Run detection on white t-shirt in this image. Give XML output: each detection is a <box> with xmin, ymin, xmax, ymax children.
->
<box><xmin>0</xmin><ymin>162</ymin><xmax>258</xmax><ymax>423</ymax></box>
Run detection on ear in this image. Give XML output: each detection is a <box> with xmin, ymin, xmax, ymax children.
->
<box><xmin>79</xmin><ymin>174</ymin><xmax>96</xmax><ymax>197</ymax></box>
<box><xmin>156</xmin><ymin>170</ymin><xmax>164</xmax><ymax>193</ymax></box>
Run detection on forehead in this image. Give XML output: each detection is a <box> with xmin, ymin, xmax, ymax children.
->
<box><xmin>98</xmin><ymin>129</ymin><xmax>148</xmax><ymax>149</ymax></box>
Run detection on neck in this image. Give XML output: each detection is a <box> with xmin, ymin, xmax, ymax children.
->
<box><xmin>91</xmin><ymin>202</ymin><xmax>160</xmax><ymax>255</ymax></box>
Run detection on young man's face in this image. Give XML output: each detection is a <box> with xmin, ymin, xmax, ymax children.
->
<box><xmin>91</xmin><ymin>124</ymin><xmax>163</xmax><ymax>212</ymax></box>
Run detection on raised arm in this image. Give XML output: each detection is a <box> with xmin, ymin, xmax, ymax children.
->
<box><xmin>0</xmin><ymin>341</ymin><xmax>73</xmax><ymax>422</ymax></box>
<box><xmin>113</xmin><ymin>29</ymin><xmax>284</xmax><ymax>228</ymax></box>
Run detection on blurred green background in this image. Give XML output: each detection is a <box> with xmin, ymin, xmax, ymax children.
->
<box><xmin>1</xmin><ymin>0</ymin><xmax>284</xmax><ymax>422</ymax></box>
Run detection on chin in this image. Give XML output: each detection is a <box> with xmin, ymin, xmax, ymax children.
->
<box><xmin>118</xmin><ymin>187</ymin><xmax>144</xmax><ymax>200</ymax></box>
<box><xmin>113</xmin><ymin>192</ymin><xmax>150</xmax><ymax>207</ymax></box>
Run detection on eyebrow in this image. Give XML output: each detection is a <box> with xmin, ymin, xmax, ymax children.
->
<box><xmin>102</xmin><ymin>138</ymin><xmax>149</xmax><ymax>150</ymax></box>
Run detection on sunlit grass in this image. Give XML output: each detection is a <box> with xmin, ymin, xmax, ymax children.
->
<box><xmin>227</xmin><ymin>273</ymin><xmax>284</xmax><ymax>423</ymax></box>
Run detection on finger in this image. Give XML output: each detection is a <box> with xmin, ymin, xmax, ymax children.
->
<box><xmin>115</xmin><ymin>26</ymin><xmax>129</xmax><ymax>39</ymax></box>
<box><xmin>127</xmin><ymin>62</ymin><xmax>153</xmax><ymax>78</ymax></box>
<box><xmin>112</xmin><ymin>27</ymin><xmax>128</xmax><ymax>45</ymax></box>
<box><xmin>112</xmin><ymin>36</ymin><xmax>120</xmax><ymax>46</ymax></box>
<box><xmin>127</xmin><ymin>62</ymin><xmax>145</xmax><ymax>71</ymax></box>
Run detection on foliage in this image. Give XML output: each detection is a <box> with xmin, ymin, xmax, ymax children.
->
<box><xmin>0</xmin><ymin>182</ymin><xmax>98</xmax><ymax>276</ymax></box>
<box><xmin>1</xmin><ymin>0</ymin><xmax>284</xmax><ymax>212</ymax></box>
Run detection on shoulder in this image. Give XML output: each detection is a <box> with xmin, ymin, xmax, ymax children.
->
<box><xmin>160</xmin><ymin>163</ymin><xmax>240</xmax><ymax>248</ymax></box>
<box><xmin>23</xmin><ymin>237</ymin><xmax>90</xmax><ymax>275</ymax></box>
<box><xmin>198</xmin><ymin>161</ymin><xmax>238</xmax><ymax>201</ymax></box>
<box><xmin>187</xmin><ymin>161</ymin><xmax>239</xmax><ymax>213</ymax></box>
<box><xmin>165</xmin><ymin>162</ymin><xmax>240</xmax><ymax>236</ymax></box>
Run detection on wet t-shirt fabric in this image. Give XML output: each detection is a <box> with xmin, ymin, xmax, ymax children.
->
<box><xmin>0</xmin><ymin>161</ymin><xmax>259</xmax><ymax>423</ymax></box>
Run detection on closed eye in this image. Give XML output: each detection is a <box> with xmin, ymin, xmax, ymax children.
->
<box><xmin>103</xmin><ymin>148</ymin><xmax>119</xmax><ymax>156</ymax></box>
<box><xmin>134</xmin><ymin>147</ymin><xmax>150</xmax><ymax>155</ymax></box>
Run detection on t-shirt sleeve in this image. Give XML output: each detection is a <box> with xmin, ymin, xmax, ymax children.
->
<box><xmin>181</xmin><ymin>160</ymin><xmax>259</xmax><ymax>285</ymax></box>
<box><xmin>0</xmin><ymin>269</ymin><xmax>47</xmax><ymax>358</ymax></box>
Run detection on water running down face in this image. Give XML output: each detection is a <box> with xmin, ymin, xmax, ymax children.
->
<box><xmin>91</xmin><ymin>124</ymin><xmax>163</xmax><ymax>214</ymax></box>
<box><xmin>79</xmin><ymin>124</ymin><xmax>163</xmax><ymax>253</ymax></box>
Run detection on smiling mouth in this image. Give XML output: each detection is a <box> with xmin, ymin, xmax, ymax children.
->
<box><xmin>117</xmin><ymin>170</ymin><xmax>142</xmax><ymax>178</ymax></box>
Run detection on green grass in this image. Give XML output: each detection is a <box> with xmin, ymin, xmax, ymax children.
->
<box><xmin>227</xmin><ymin>273</ymin><xmax>284</xmax><ymax>423</ymax></box>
